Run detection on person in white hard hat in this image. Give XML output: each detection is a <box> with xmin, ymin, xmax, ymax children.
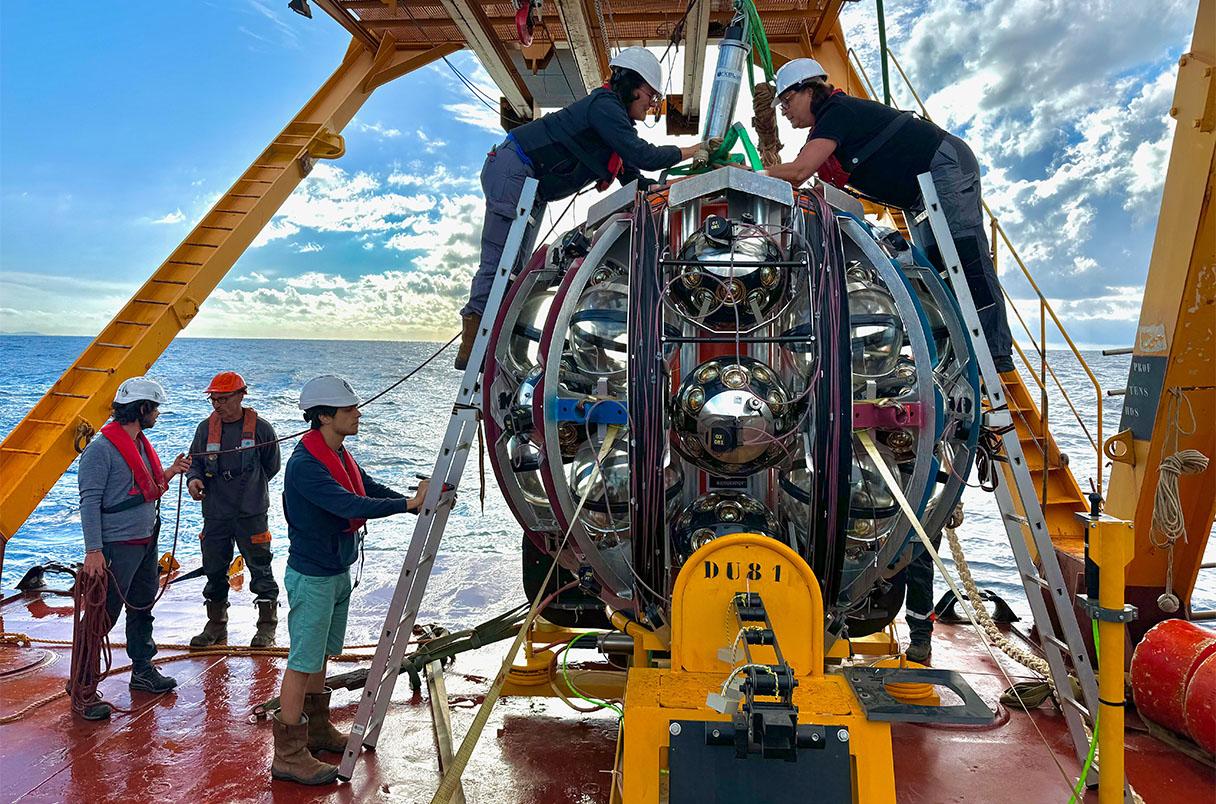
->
<box><xmin>763</xmin><ymin>57</ymin><xmax>1014</xmax><ymax>381</ymax></box>
<box><xmin>74</xmin><ymin>376</ymin><xmax>191</xmax><ymax>720</ymax></box>
<box><xmin>765</xmin><ymin>59</ymin><xmax>1016</xmax><ymax>666</ymax></box>
<box><xmin>454</xmin><ymin>46</ymin><xmax>716</xmax><ymax>370</ymax></box>
<box><xmin>271</xmin><ymin>375</ymin><xmax>430</xmax><ymax>785</ymax></box>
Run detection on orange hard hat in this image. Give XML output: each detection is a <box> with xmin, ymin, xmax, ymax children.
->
<box><xmin>205</xmin><ymin>371</ymin><xmax>247</xmax><ymax>395</ymax></box>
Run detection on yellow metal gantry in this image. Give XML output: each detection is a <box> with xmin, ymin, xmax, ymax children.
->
<box><xmin>0</xmin><ymin>37</ymin><xmax>457</xmax><ymax>555</ymax></box>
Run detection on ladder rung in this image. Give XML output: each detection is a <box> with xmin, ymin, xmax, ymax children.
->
<box><xmin>151</xmin><ymin>278</ymin><xmax>189</xmax><ymax>286</ymax></box>
<box><xmin>198</xmin><ymin>224</ymin><xmax>234</xmax><ymax>232</ymax></box>
<box><xmin>1042</xmin><ymin>634</ymin><xmax>1070</xmax><ymax>655</ymax></box>
<box><xmin>131</xmin><ymin>299</ymin><xmax>170</xmax><ymax>306</ymax></box>
<box><xmin>1022</xmin><ymin>572</ymin><xmax>1050</xmax><ymax>589</ymax></box>
<box><xmin>51</xmin><ymin>392</ymin><xmax>89</xmax><ymax>399</ymax></box>
<box><xmin>166</xmin><ymin>260</ymin><xmax>203</xmax><ymax>267</ymax></box>
<box><xmin>1005</xmin><ymin>513</ymin><xmax>1030</xmax><ymax>525</ymax></box>
<box><xmin>228</xmin><ymin>193</ymin><xmax>262</xmax><ymax>199</ymax></box>
<box><xmin>72</xmin><ymin>366</ymin><xmax>114</xmax><ymax>374</ymax></box>
<box><xmin>251</xmin><ymin>163</ymin><xmax>287</xmax><ymax>170</ymax></box>
<box><xmin>115</xmin><ymin>320</ymin><xmax>151</xmax><ymax>327</ymax></box>
<box><xmin>1061</xmin><ymin>695</ymin><xmax>1091</xmax><ymax>717</ymax></box>
<box><xmin>96</xmin><ymin>342</ymin><xmax>132</xmax><ymax>349</ymax></box>
<box><xmin>2</xmin><ymin>446</ymin><xmax>42</xmax><ymax>455</ymax></box>
<box><xmin>26</xmin><ymin>418</ymin><xmax>65</xmax><ymax>425</ymax></box>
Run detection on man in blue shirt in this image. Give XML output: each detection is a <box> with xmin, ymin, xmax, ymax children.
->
<box><xmin>271</xmin><ymin>375</ymin><xmax>428</xmax><ymax>786</ymax></box>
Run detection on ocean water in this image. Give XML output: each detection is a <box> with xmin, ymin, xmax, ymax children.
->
<box><xmin>1</xmin><ymin>335</ymin><xmax>1213</xmax><ymax>627</ymax></box>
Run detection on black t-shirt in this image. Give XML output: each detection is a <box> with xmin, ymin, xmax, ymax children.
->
<box><xmin>808</xmin><ymin>93</ymin><xmax>944</xmax><ymax>209</ymax></box>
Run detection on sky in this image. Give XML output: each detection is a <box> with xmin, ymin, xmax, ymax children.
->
<box><xmin>0</xmin><ymin>0</ymin><xmax>1201</xmax><ymax>347</ymax></box>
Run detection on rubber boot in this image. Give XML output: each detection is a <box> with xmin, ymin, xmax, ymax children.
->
<box><xmin>905</xmin><ymin>640</ymin><xmax>932</xmax><ymax>665</ymax></box>
<box><xmin>190</xmin><ymin>600</ymin><xmax>228</xmax><ymax>649</ymax></box>
<box><xmin>303</xmin><ymin>688</ymin><xmax>349</xmax><ymax>754</ymax></box>
<box><xmin>453</xmin><ymin>313</ymin><xmax>480</xmax><ymax>370</ymax></box>
<box><xmin>250</xmin><ymin>600</ymin><xmax>278</xmax><ymax>648</ymax></box>
<box><xmin>271</xmin><ymin>712</ymin><xmax>339</xmax><ymax>785</ymax></box>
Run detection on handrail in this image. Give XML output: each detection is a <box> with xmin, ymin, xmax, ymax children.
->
<box><xmin>851</xmin><ymin>47</ymin><xmax>1105</xmax><ymax>492</ymax></box>
<box><xmin>846</xmin><ymin>47</ymin><xmax>880</xmax><ymax>104</ymax></box>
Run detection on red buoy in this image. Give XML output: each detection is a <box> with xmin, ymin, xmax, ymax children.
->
<box><xmin>1183</xmin><ymin>652</ymin><xmax>1216</xmax><ymax>755</ymax></box>
<box><xmin>1130</xmin><ymin>619</ymin><xmax>1216</xmax><ymax>738</ymax></box>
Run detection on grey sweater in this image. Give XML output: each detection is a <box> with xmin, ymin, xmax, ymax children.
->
<box><xmin>78</xmin><ymin>434</ymin><xmax>160</xmax><ymax>551</ymax></box>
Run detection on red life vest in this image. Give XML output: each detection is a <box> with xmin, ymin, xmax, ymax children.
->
<box><xmin>99</xmin><ymin>421</ymin><xmax>167</xmax><ymax>510</ymax></box>
<box><xmin>204</xmin><ymin>408</ymin><xmax>257</xmax><ymax>477</ymax></box>
<box><xmin>301</xmin><ymin>429</ymin><xmax>367</xmax><ymax>533</ymax></box>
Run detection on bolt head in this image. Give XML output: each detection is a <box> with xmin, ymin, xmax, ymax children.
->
<box><xmin>837</xmin><ymin>730</ymin><xmax>850</xmax><ymax>743</ymax></box>
<box><xmin>669</xmin><ymin>722</ymin><xmax>682</xmax><ymax>736</ymax></box>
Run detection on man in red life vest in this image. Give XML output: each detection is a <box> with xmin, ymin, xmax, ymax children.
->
<box><xmin>76</xmin><ymin>376</ymin><xmax>191</xmax><ymax>719</ymax></box>
<box><xmin>271</xmin><ymin>375</ymin><xmax>429</xmax><ymax>785</ymax></box>
<box><xmin>185</xmin><ymin>371</ymin><xmax>282</xmax><ymax>648</ymax></box>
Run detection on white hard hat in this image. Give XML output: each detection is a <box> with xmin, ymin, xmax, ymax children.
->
<box><xmin>299</xmin><ymin>374</ymin><xmax>361</xmax><ymax>410</ymax></box>
<box><xmin>114</xmin><ymin>376</ymin><xmax>168</xmax><ymax>405</ymax></box>
<box><xmin>609</xmin><ymin>47</ymin><xmax>663</xmax><ymax>94</ymax></box>
<box><xmin>772</xmin><ymin>58</ymin><xmax>828</xmax><ymax>107</ymax></box>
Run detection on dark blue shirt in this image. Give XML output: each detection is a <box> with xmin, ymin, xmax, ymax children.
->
<box><xmin>283</xmin><ymin>440</ymin><xmax>410</xmax><ymax>576</ymax></box>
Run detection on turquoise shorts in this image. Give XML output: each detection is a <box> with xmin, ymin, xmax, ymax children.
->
<box><xmin>284</xmin><ymin>566</ymin><xmax>351</xmax><ymax>673</ymax></box>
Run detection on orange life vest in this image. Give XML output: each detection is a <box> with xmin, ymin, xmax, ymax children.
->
<box><xmin>204</xmin><ymin>408</ymin><xmax>257</xmax><ymax>478</ymax></box>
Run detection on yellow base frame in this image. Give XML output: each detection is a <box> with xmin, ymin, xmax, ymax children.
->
<box><xmin>612</xmin><ymin>534</ymin><xmax>896</xmax><ymax>803</ymax></box>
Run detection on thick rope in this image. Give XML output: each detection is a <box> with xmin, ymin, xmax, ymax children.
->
<box><xmin>943</xmin><ymin>526</ymin><xmax>1053</xmax><ymax>680</ymax></box>
<box><xmin>751</xmin><ymin>83</ymin><xmax>783</xmax><ymax>168</ymax></box>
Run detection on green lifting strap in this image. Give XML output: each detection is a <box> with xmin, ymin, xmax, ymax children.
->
<box><xmin>667</xmin><ymin>122</ymin><xmax>763</xmax><ymax>177</ymax></box>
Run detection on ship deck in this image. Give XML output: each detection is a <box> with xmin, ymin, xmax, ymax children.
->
<box><xmin>0</xmin><ymin>569</ymin><xmax>1210</xmax><ymax>803</ymax></box>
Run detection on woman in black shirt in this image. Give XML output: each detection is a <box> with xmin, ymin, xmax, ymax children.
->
<box><xmin>765</xmin><ymin>58</ymin><xmax>1015</xmax><ymax>375</ymax></box>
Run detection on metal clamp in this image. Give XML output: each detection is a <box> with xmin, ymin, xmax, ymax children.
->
<box><xmin>1077</xmin><ymin>595</ymin><xmax>1138</xmax><ymax>623</ymax></box>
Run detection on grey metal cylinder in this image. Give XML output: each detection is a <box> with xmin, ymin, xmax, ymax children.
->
<box><xmin>702</xmin><ymin>19</ymin><xmax>752</xmax><ymax>141</ymax></box>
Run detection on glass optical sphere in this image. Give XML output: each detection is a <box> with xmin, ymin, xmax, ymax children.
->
<box><xmin>569</xmin><ymin>272</ymin><xmax>629</xmax><ymax>380</ymax></box>
<box><xmin>668</xmin><ymin>218</ymin><xmax>786</xmax><ymax>330</ymax></box>
<box><xmin>846</xmin><ymin>439</ymin><xmax>903</xmax><ymax>541</ymax></box>
<box><xmin>506</xmin><ymin>289</ymin><xmax>555</xmax><ymax>375</ymax></box>
<box><xmin>670</xmin><ymin>491</ymin><xmax>781</xmax><ymax>565</ymax></box>
<box><xmin>507</xmin><ymin>434</ymin><xmax>548</xmax><ymax>506</ymax></box>
<box><xmin>670</xmin><ymin>356</ymin><xmax>798</xmax><ymax>476</ymax></box>
<box><xmin>569</xmin><ymin>440</ymin><xmax>632</xmax><ymax>540</ymax></box>
<box><xmin>848</xmin><ymin>284</ymin><xmax>903</xmax><ymax>380</ymax></box>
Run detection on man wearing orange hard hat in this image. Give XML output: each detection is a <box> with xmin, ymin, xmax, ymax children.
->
<box><xmin>184</xmin><ymin>371</ymin><xmax>282</xmax><ymax>648</ymax></box>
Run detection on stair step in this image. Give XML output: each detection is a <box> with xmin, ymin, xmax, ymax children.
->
<box><xmin>51</xmin><ymin>392</ymin><xmax>89</xmax><ymax>399</ymax></box>
<box><xmin>115</xmin><ymin>320</ymin><xmax>151</xmax><ymax>327</ymax></box>
<box><xmin>96</xmin><ymin>342</ymin><xmax>132</xmax><ymax>349</ymax></box>
<box><xmin>2</xmin><ymin>446</ymin><xmax>42</xmax><ymax>455</ymax></box>
<box><xmin>151</xmin><ymin>279</ymin><xmax>188</xmax><ymax>286</ymax></box>
<box><xmin>71</xmin><ymin>366</ymin><xmax>114</xmax><ymax>374</ymax></box>
<box><xmin>131</xmin><ymin>298</ymin><xmax>170</xmax><ymax>306</ymax></box>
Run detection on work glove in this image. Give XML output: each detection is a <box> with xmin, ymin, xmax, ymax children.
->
<box><xmin>690</xmin><ymin>137</ymin><xmax>725</xmax><ymax>170</ymax></box>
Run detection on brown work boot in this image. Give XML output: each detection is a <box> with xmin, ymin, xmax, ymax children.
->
<box><xmin>454</xmin><ymin>313</ymin><xmax>481</xmax><ymax>370</ymax></box>
<box><xmin>250</xmin><ymin>599</ymin><xmax>278</xmax><ymax>648</ymax></box>
<box><xmin>189</xmin><ymin>600</ymin><xmax>228</xmax><ymax>649</ymax></box>
<box><xmin>271</xmin><ymin>712</ymin><xmax>339</xmax><ymax>785</ymax></box>
<box><xmin>303</xmin><ymin>688</ymin><xmax>350</xmax><ymax>754</ymax></box>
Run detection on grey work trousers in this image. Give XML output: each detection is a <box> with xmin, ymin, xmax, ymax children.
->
<box><xmin>101</xmin><ymin>536</ymin><xmax>161</xmax><ymax>667</ymax></box>
<box><xmin>910</xmin><ymin>134</ymin><xmax>1015</xmax><ymax>372</ymax></box>
<box><xmin>200</xmin><ymin>514</ymin><xmax>278</xmax><ymax>604</ymax></box>
<box><xmin>461</xmin><ymin>142</ymin><xmax>547</xmax><ymax>318</ymax></box>
<box><xmin>904</xmin><ymin>530</ymin><xmax>942</xmax><ymax>644</ymax></box>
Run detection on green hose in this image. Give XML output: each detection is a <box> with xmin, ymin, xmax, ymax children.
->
<box><xmin>1069</xmin><ymin>620</ymin><xmax>1100</xmax><ymax>802</ymax></box>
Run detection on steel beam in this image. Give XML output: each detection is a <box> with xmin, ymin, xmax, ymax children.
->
<box><xmin>435</xmin><ymin>0</ymin><xmax>533</xmax><ymax>116</ymax></box>
<box><xmin>554</xmin><ymin>0</ymin><xmax>609</xmax><ymax>93</ymax></box>
<box><xmin>682</xmin><ymin>0</ymin><xmax>710</xmax><ymax>117</ymax></box>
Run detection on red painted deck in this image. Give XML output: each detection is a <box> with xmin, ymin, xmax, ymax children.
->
<box><xmin>1</xmin><ymin>571</ymin><xmax>1211</xmax><ymax>803</ymax></box>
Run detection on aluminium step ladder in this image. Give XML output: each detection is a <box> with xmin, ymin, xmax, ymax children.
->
<box><xmin>912</xmin><ymin>173</ymin><xmax>1128</xmax><ymax>800</ymax></box>
<box><xmin>338</xmin><ymin>178</ymin><xmax>542</xmax><ymax>782</ymax></box>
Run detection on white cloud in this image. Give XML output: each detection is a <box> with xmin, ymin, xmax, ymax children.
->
<box><xmin>150</xmin><ymin>209</ymin><xmax>185</xmax><ymax>224</ymax></box>
<box><xmin>353</xmin><ymin>119</ymin><xmax>403</xmax><ymax>139</ymax></box>
<box><xmin>292</xmin><ymin>241</ymin><xmax>323</xmax><ymax>253</ymax></box>
<box><xmin>443</xmin><ymin>101</ymin><xmax>503</xmax><ymax>134</ymax></box>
